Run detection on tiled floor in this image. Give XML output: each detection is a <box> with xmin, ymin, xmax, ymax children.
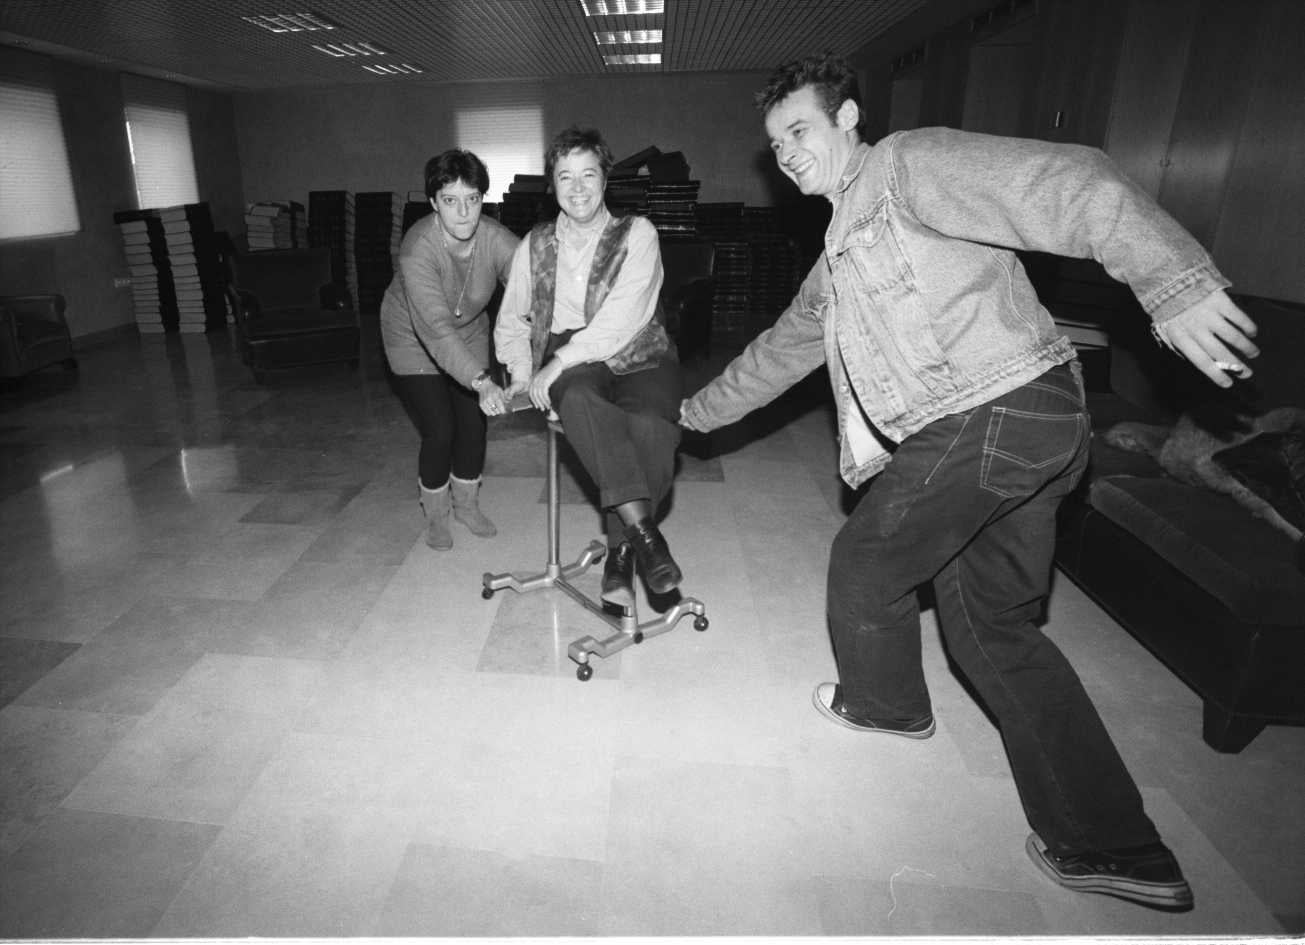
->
<box><xmin>2</xmin><ymin>322</ymin><xmax>1303</xmax><ymax>938</ymax></box>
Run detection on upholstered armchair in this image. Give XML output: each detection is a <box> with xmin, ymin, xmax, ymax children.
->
<box><xmin>226</xmin><ymin>247</ymin><xmax>360</xmax><ymax>383</ymax></box>
<box><xmin>0</xmin><ymin>294</ymin><xmax>77</xmax><ymax>379</ymax></box>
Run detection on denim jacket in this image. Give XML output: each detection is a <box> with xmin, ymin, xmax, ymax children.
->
<box><xmin>681</xmin><ymin>128</ymin><xmax>1231</xmax><ymax>487</ymax></box>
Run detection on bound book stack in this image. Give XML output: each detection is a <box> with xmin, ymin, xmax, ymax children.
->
<box><xmin>157</xmin><ymin>202</ymin><xmax>226</xmax><ymax>333</ymax></box>
<box><xmin>353</xmin><ymin>191</ymin><xmax>403</xmax><ymax>314</ymax></box>
<box><xmin>606</xmin><ymin>173</ymin><xmax>650</xmax><ymax>218</ymax></box>
<box><xmin>711</xmin><ymin>240</ymin><xmax>752</xmax><ymax>351</ymax></box>
<box><xmin>646</xmin><ymin>180</ymin><xmax>700</xmax><ymax>238</ymax></box>
<box><xmin>499</xmin><ymin>175</ymin><xmax>553</xmax><ymax>236</ymax></box>
<box><xmin>747</xmin><ymin>234</ymin><xmax>803</xmax><ymax>330</ymax></box>
<box><xmin>244</xmin><ymin>201</ymin><xmax>306</xmax><ymax>250</ymax></box>
<box><xmin>114</xmin><ymin>210</ymin><xmax>175</xmax><ymax>334</ymax></box>
<box><xmin>694</xmin><ymin>202</ymin><xmax>745</xmax><ymax>241</ymax></box>
<box><xmin>308</xmin><ymin>190</ymin><xmax>357</xmax><ymax>305</ymax></box>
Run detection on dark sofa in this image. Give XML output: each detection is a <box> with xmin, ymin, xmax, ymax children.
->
<box><xmin>1052</xmin><ymin>290</ymin><xmax>1305</xmax><ymax>753</ymax></box>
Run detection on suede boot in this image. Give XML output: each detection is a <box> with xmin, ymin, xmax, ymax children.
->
<box><xmin>419</xmin><ymin>481</ymin><xmax>453</xmax><ymax>550</ymax></box>
<box><xmin>450</xmin><ymin>475</ymin><xmax>497</xmax><ymax>537</ymax></box>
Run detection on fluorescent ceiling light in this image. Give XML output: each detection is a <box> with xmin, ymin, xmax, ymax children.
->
<box><xmin>312</xmin><ymin>41</ymin><xmax>388</xmax><ymax>57</ymax></box>
<box><xmin>581</xmin><ymin>0</ymin><xmax>664</xmax><ymax>15</ymax></box>
<box><xmin>241</xmin><ymin>12</ymin><xmax>337</xmax><ymax>33</ymax></box>
<box><xmin>363</xmin><ymin>63</ymin><xmax>425</xmax><ymax>75</ymax></box>
<box><xmin>593</xmin><ymin>29</ymin><xmax>662</xmax><ymax>45</ymax></box>
<box><xmin>603</xmin><ymin>53</ymin><xmax>662</xmax><ymax>65</ymax></box>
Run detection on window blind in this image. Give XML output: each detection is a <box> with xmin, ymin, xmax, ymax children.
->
<box><xmin>121</xmin><ymin>74</ymin><xmax>199</xmax><ymax>209</ymax></box>
<box><xmin>0</xmin><ymin>82</ymin><xmax>81</xmax><ymax>241</ymax></box>
<box><xmin>456</xmin><ymin>102</ymin><xmax>545</xmax><ymax>203</ymax></box>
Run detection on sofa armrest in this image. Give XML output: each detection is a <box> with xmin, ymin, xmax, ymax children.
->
<box><xmin>0</xmin><ymin>294</ymin><xmax>73</xmax><ymax>377</ymax></box>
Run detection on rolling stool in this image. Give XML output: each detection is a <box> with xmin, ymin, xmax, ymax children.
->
<box><xmin>481</xmin><ymin>414</ymin><xmax>708</xmax><ymax>681</ymax></box>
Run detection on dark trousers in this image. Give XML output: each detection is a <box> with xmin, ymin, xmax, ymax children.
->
<box><xmin>391</xmin><ymin>372</ymin><xmax>487</xmax><ymax>489</ymax></box>
<box><xmin>827</xmin><ymin>362</ymin><xmax>1159</xmax><ymax>856</ymax></box>
<box><xmin>545</xmin><ymin>332</ymin><xmax>682</xmax><ymax>546</ymax></box>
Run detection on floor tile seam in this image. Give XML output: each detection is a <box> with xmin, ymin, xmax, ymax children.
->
<box><xmin>51</xmin><ymin>797</ymin><xmax>232</xmax><ymax>830</ymax></box>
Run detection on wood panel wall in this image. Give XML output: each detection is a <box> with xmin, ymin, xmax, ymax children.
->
<box><xmin>852</xmin><ymin>0</ymin><xmax>1305</xmax><ymax>305</ymax></box>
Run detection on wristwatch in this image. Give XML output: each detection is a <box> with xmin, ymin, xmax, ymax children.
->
<box><xmin>470</xmin><ymin>370</ymin><xmax>491</xmax><ymax>392</ymax></box>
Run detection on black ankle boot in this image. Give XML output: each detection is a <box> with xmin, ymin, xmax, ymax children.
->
<box><xmin>600</xmin><ymin>541</ymin><xmax>636</xmax><ymax>615</ymax></box>
<box><xmin>623</xmin><ymin>518</ymin><xmax>682</xmax><ymax>595</ymax></box>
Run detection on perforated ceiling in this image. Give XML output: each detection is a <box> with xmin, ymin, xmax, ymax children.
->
<box><xmin>1</xmin><ymin>0</ymin><xmax>927</xmax><ymax>90</ymax></box>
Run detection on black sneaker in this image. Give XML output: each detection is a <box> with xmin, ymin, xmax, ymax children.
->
<box><xmin>811</xmin><ymin>683</ymin><xmax>936</xmax><ymax>738</ymax></box>
<box><xmin>1025</xmin><ymin>833</ymin><xmax>1194</xmax><ymax>912</ymax></box>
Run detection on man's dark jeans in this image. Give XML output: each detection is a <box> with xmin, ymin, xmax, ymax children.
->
<box><xmin>827</xmin><ymin>361</ymin><xmax>1160</xmax><ymax>855</ymax></box>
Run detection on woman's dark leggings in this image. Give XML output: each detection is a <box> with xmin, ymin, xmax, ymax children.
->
<box><xmin>392</xmin><ymin>372</ymin><xmax>487</xmax><ymax>489</ymax></box>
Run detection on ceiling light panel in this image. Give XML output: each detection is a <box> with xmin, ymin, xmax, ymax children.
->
<box><xmin>580</xmin><ymin>0</ymin><xmax>664</xmax><ymax>16</ymax></box>
<box><xmin>602</xmin><ymin>53</ymin><xmax>661</xmax><ymax>65</ymax></box>
<box><xmin>312</xmin><ymin>41</ymin><xmax>388</xmax><ymax>57</ymax></box>
<box><xmin>241</xmin><ymin>12</ymin><xmax>337</xmax><ymax>33</ymax></box>
<box><xmin>362</xmin><ymin>62</ymin><xmax>425</xmax><ymax>76</ymax></box>
<box><xmin>593</xmin><ymin>29</ymin><xmax>662</xmax><ymax>45</ymax></box>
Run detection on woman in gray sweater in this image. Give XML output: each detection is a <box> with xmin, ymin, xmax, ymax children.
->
<box><xmin>380</xmin><ymin>149</ymin><xmax>519</xmax><ymax>549</ymax></box>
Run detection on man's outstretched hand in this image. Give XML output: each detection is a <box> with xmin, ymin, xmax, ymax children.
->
<box><xmin>1155</xmin><ymin>290</ymin><xmax>1260</xmax><ymax>388</ymax></box>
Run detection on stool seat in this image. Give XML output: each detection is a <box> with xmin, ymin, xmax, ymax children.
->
<box><xmin>481</xmin><ymin>414</ymin><xmax>707</xmax><ymax>680</ymax></box>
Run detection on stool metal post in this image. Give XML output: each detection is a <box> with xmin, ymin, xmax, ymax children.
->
<box><xmin>546</xmin><ymin>420</ymin><xmax>561</xmax><ymax>575</ymax></box>
<box><xmin>482</xmin><ymin>420</ymin><xmax>708</xmax><ymax>680</ymax></box>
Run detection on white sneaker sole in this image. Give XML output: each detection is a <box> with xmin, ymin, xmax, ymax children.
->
<box><xmin>810</xmin><ymin>683</ymin><xmax>936</xmax><ymax>738</ymax></box>
<box><xmin>1025</xmin><ymin>834</ymin><xmax>1194</xmax><ymax>911</ymax></box>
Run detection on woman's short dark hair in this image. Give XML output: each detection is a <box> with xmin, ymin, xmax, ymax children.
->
<box><xmin>544</xmin><ymin>126</ymin><xmax>614</xmax><ymax>183</ymax></box>
<box><xmin>754</xmin><ymin>52</ymin><xmax>865</xmax><ymax>139</ymax></box>
<box><xmin>424</xmin><ymin>149</ymin><xmax>490</xmax><ymax>200</ymax></box>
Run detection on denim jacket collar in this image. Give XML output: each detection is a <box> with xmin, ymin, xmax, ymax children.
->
<box><xmin>833</xmin><ymin>141</ymin><xmax>873</xmax><ymax>197</ymax></box>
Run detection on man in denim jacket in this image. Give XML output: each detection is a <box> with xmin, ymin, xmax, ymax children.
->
<box><xmin>681</xmin><ymin>53</ymin><xmax>1259</xmax><ymax>912</ymax></box>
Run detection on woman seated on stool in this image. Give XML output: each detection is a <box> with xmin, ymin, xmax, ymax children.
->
<box><xmin>380</xmin><ymin>149</ymin><xmax>518</xmax><ymax>551</ymax></box>
<box><xmin>494</xmin><ymin>125</ymin><xmax>683</xmax><ymax>613</ymax></box>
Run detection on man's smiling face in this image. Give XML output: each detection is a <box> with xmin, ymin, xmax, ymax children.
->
<box><xmin>764</xmin><ymin>84</ymin><xmax>858</xmax><ymax>199</ymax></box>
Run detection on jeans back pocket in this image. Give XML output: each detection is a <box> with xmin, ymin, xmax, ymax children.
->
<box><xmin>980</xmin><ymin>406</ymin><xmax>1086</xmax><ymax>498</ymax></box>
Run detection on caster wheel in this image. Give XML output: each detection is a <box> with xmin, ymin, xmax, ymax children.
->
<box><xmin>632</xmin><ymin>630</ymin><xmax>644</xmax><ymax>644</ymax></box>
<box><xmin>576</xmin><ymin>663</ymin><xmax>594</xmax><ymax>681</ymax></box>
<box><xmin>694</xmin><ymin>615</ymin><xmax>709</xmax><ymax>632</ymax></box>
<box><xmin>481</xmin><ymin>587</ymin><xmax>495</xmax><ymax>600</ymax></box>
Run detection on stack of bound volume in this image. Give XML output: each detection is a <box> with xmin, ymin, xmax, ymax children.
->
<box><xmin>606</xmin><ymin>173</ymin><xmax>650</xmax><ymax>218</ymax></box>
<box><xmin>159</xmin><ymin>203</ymin><xmax>217</xmax><ymax>333</ymax></box>
<box><xmin>354</xmin><ymin>191</ymin><xmax>403</xmax><ymax>314</ymax></box>
<box><xmin>646</xmin><ymin>180</ymin><xmax>700</xmax><ymax>238</ymax></box>
<box><xmin>114</xmin><ymin>201</ymin><xmax>228</xmax><ymax>334</ymax></box>
<box><xmin>499</xmin><ymin>175</ymin><xmax>553</xmax><ymax>236</ymax></box>
<box><xmin>711</xmin><ymin>240</ymin><xmax>752</xmax><ymax>351</ymax></box>
<box><xmin>244</xmin><ymin>201</ymin><xmax>306</xmax><ymax>250</ymax></box>
<box><xmin>747</xmin><ymin>234</ymin><xmax>803</xmax><ymax>330</ymax></box>
<box><xmin>114</xmin><ymin>210</ymin><xmax>174</xmax><ymax>334</ymax></box>
<box><xmin>308</xmin><ymin>190</ymin><xmax>357</xmax><ymax>306</ymax></box>
<box><xmin>693</xmin><ymin>202</ymin><xmax>745</xmax><ymax>241</ymax></box>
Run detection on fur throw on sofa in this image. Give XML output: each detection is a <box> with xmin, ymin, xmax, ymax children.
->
<box><xmin>1103</xmin><ymin>406</ymin><xmax>1305</xmax><ymax>563</ymax></box>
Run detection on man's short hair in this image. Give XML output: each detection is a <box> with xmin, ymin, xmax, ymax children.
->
<box><xmin>545</xmin><ymin>125</ymin><xmax>614</xmax><ymax>182</ymax></box>
<box><xmin>424</xmin><ymin>149</ymin><xmax>490</xmax><ymax>200</ymax></box>
<box><xmin>754</xmin><ymin>52</ymin><xmax>865</xmax><ymax>139</ymax></box>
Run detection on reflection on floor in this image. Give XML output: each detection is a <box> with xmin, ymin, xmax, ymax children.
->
<box><xmin>2</xmin><ymin>323</ymin><xmax>1303</xmax><ymax>938</ymax></box>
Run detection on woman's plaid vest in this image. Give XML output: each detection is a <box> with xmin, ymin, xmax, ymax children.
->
<box><xmin>526</xmin><ymin>214</ymin><xmax>670</xmax><ymax>375</ymax></box>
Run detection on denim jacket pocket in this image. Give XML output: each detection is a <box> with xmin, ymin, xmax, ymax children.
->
<box><xmin>833</xmin><ymin>212</ymin><xmax>954</xmax><ymax>397</ymax></box>
<box><xmin>979</xmin><ymin>407</ymin><xmax>1086</xmax><ymax>498</ymax></box>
